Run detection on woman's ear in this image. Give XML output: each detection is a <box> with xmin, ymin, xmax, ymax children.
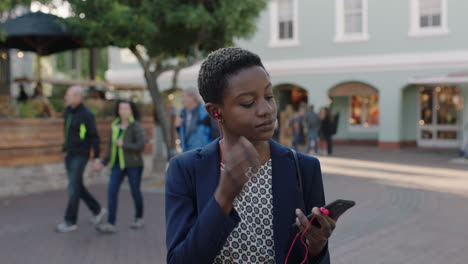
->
<box><xmin>205</xmin><ymin>103</ymin><xmax>222</xmax><ymax>120</ymax></box>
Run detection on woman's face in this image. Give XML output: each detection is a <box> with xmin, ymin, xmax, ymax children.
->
<box><xmin>220</xmin><ymin>66</ymin><xmax>277</xmax><ymax>142</ymax></box>
<box><xmin>118</xmin><ymin>102</ymin><xmax>132</xmax><ymax>121</ymax></box>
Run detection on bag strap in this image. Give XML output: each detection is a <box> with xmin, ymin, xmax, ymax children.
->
<box><xmin>291</xmin><ymin>149</ymin><xmax>304</xmax><ymax>203</ymax></box>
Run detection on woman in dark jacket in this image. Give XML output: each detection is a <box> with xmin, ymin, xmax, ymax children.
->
<box><xmin>165</xmin><ymin>48</ymin><xmax>336</xmax><ymax>263</ymax></box>
<box><xmin>318</xmin><ymin>107</ymin><xmax>334</xmax><ymax>155</ymax></box>
<box><xmin>95</xmin><ymin>99</ymin><xmax>146</xmax><ymax>233</ymax></box>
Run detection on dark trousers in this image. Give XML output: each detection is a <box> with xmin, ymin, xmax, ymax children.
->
<box><xmin>64</xmin><ymin>155</ymin><xmax>101</xmax><ymax>225</ymax></box>
<box><xmin>325</xmin><ymin>135</ymin><xmax>333</xmax><ymax>155</ymax></box>
<box><xmin>107</xmin><ymin>165</ymin><xmax>144</xmax><ymax>224</ymax></box>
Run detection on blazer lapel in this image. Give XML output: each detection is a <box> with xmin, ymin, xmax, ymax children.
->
<box><xmin>270</xmin><ymin>139</ymin><xmax>302</xmax><ymax>262</ymax></box>
<box><xmin>194</xmin><ymin>139</ymin><xmax>221</xmax><ymax>209</ymax></box>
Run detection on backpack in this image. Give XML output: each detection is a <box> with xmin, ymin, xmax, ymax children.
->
<box><xmin>331</xmin><ymin>113</ymin><xmax>340</xmax><ymax>135</ymax></box>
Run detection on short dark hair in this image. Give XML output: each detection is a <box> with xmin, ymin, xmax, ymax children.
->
<box><xmin>114</xmin><ymin>99</ymin><xmax>141</xmax><ymax>121</ymax></box>
<box><xmin>198</xmin><ymin>47</ymin><xmax>265</xmax><ymax>104</ymax></box>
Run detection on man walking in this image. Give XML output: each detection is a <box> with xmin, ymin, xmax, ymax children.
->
<box><xmin>56</xmin><ymin>86</ymin><xmax>106</xmax><ymax>233</ymax></box>
<box><xmin>176</xmin><ymin>88</ymin><xmax>214</xmax><ymax>152</ymax></box>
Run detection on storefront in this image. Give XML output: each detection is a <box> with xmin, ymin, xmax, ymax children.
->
<box><xmin>409</xmin><ymin>72</ymin><xmax>467</xmax><ymax>148</ymax></box>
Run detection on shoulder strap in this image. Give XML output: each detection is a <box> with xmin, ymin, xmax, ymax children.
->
<box><xmin>291</xmin><ymin>149</ymin><xmax>304</xmax><ymax>203</ymax></box>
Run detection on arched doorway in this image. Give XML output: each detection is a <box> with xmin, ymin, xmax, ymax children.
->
<box><xmin>273</xmin><ymin>83</ymin><xmax>308</xmax><ymax>112</ymax></box>
<box><xmin>328</xmin><ymin>81</ymin><xmax>379</xmax><ymax>141</ymax></box>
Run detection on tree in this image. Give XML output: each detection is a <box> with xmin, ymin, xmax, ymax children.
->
<box><xmin>65</xmin><ymin>0</ymin><xmax>267</xmax><ymax>163</ymax></box>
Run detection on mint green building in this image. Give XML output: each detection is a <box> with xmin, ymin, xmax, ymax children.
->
<box><xmin>107</xmin><ymin>0</ymin><xmax>468</xmax><ymax>150</ymax></box>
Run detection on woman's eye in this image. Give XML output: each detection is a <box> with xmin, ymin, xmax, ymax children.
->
<box><xmin>266</xmin><ymin>96</ymin><xmax>274</xmax><ymax>101</ymax></box>
<box><xmin>240</xmin><ymin>102</ymin><xmax>254</xmax><ymax>108</ymax></box>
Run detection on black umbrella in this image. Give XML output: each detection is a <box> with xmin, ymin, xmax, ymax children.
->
<box><xmin>1</xmin><ymin>11</ymin><xmax>82</xmax><ymax>56</ymax></box>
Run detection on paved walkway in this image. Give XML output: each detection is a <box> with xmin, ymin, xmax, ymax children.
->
<box><xmin>1</xmin><ymin>146</ymin><xmax>467</xmax><ymax>264</ymax></box>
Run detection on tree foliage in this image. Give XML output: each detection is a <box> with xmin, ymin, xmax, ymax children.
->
<box><xmin>65</xmin><ymin>0</ymin><xmax>267</xmax><ymax>160</ymax></box>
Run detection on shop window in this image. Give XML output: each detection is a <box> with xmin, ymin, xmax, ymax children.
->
<box><xmin>349</xmin><ymin>94</ymin><xmax>379</xmax><ymax>128</ymax></box>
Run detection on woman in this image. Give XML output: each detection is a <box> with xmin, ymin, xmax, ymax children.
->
<box><xmin>165</xmin><ymin>47</ymin><xmax>336</xmax><ymax>263</ymax></box>
<box><xmin>318</xmin><ymin>107</ymin><xmax>334</xmax><ymax>156</ymax></box>
<box><xmin>96</xmin><ymin>99</ymin><xmax>146</xmax><ymax>233</ymax></box>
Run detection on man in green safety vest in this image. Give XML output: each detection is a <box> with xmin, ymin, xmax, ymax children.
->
<box><xmin>55</xmin><ymin>86</ymin><xmax>106</xmax><ymax>233</ymax></box>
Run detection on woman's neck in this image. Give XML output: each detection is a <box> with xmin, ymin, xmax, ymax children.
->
<box><xmin>221</xmin><ymin>135</ymin><xmax>271</xmax><ymax>164</ymax></box>
<box><xmin>120</xmin><ymin>118</ymin><xmax>129</xmax><ymax>127</ymax></box>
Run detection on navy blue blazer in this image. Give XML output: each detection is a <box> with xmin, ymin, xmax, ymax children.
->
<box><xmin>165</xmin><ymin>139</ymin><xmax>330</xmax><ymax>264</ymax></box>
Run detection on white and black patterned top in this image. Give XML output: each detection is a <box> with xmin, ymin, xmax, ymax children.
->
<box><xmin>214</xmin><ymin>159</ymin><xmax>275</xmax><ymax>264</ymax></box>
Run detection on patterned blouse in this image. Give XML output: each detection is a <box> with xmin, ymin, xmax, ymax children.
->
<box><xmin>214</xmin><ymin>159</ymin><xmax>275</xmax><ymax>264</ymax></box>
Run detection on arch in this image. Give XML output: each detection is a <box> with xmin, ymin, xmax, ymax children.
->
<box><xmin>273</xmin><ymin>83</ymin><xmax>308</xmax><ymax>112</ymax></box>
<box><xmin>328</xmin><ymin>81</ymin><xmax>379</xmax><ymax>97</ymax></box>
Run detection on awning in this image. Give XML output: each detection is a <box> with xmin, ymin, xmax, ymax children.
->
<box><xmin>328</xmin><ymin>82</ymin><xmax>378</xmax><ymax>97</ymax></box>
<box><xmin>408</xmin><ymin>72</ymin><xmax>468</xmax><ymax>85</ymax></box>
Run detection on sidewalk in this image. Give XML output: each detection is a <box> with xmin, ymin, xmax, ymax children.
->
<box><xmin>1</xmin><ymin>145</ymin><xmax>467</xmax><ymax>264</ymax></box>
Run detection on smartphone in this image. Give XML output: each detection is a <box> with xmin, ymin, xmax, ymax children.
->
<box><xmin>293</xmin><ymin>199</ymin><xmax>356</xmax><ymax>228</ymax></box>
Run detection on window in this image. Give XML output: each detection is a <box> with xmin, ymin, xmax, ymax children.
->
<box><xmin>410</xmin><ymin>0</ymin><xmax>448</xmax><ymax>37</ymax></box>
<box><xmin>335</xmin><ymin>0</ymin><xmax>369</xmax><ymax>43</ymax></box>
<box><xmin>349</xmin><ymin>94</ymin><xmax>379</xmax><ymax>129</ymax></box>
<box><xmin>278</xmin><ymin>0</ymin><xmax>294</xmax><ymax>39</ymax></box>
<box><xmin>269</xmin><ymin>0</ymin><xmax>299</xmax><ymax>47</ymax></box>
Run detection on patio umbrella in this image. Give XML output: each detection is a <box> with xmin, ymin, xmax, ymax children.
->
<box><xmin>1</xmin><ymin>11</ymin><xmax>83</xmax><ymax>81</ymax></box>
<box><xmin>1</xmin><ymin>11</ymin><xmax>82</xmax><ymax>56</ymax></box>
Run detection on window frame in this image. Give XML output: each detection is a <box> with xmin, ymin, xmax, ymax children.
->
<box><xmin>335</xmin><ymin>0</ymin><xmax>369</xmax><ymax>43</ymax></box>
<box><xmin>409</xmin><ymin>0</ymin><xmax>449</xmax><ymax>38</ymax></box>
<box><xmin>269</xmin><ymin>0</ymin><xmax>300</xmax><ymax>48</ymax></box>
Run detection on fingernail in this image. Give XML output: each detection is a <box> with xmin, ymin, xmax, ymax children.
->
<box><xmin>295</xmin><ymin>209</ymin><xmax>301</xmax><ymax>215</ymax></box>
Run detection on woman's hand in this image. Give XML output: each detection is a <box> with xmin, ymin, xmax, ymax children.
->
<box><xmin>295</xmin><ymin>207</ymin><xmax>336</xmax><ymax>258</ymax></box>
<box><xmin>214</xmin><ymin>137</ymin><xmax>260</xmax><ymax>215</ymax></box>
<box><xmin>117</xmin><ymin>139</ymin><xmax>124</xmax><ymax>147</ymax></box>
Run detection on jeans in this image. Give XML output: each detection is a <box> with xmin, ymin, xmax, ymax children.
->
<box><xmin>306</xmin><ymin>130</ymin><xmax>319</xmax><ymax>154</ymax></box>
<box><xmin>64</xmin><ymin>155</ymin><xmax>101</xmax><ymax>225</ymax></box>
<box><xmin>292</xmin><ymin>132</ymin><xmax>302</xmax><ymax>152</ymax></box>
<box><xmin>107</xmin><ymin>165</ymin><xmax>144</xmax><ymax>224</ymax></box>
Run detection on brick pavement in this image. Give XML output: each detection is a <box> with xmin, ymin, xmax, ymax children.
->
<box><xmin>1</xmin><ymin>146</ymin><xmax>467</xmax><ymax>264</ymax></box>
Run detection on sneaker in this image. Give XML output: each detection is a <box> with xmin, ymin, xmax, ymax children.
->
<box><xmin>96</xmin><ymin>223</ymin><xmax>116</xmax><ymax>234</ymax></box>
<box><xmin>89</xmin><ymin>208</ymin><xmax>107</xmax><ymax>225</ymax></box>
<box><xmin>55</xmin><ymin>222</ymin><xmax>78</xmax><ymax>233</ymax></box>
<box><xmin>130</xmin><ymin>218</ymin><xmax>144</xmax><ymax>229</ymax></box>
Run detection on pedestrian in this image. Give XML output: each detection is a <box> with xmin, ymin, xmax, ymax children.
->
<box><xmin>17</xmin><ymin>83</ymin><xmax>29</xmax><ymax>102</ymax></box>
<box><xmin>176</xmin><ymin>88</ymin><xmax>214</xmax><ymax>152</ymax></box>
<box><xmin>166</xmin><ymin>47</ymin><xmax>335</xmax><ymax>263</ymax></box>
<box><xmin>289</xmin><ymin>104</ymin><xmax>307</xmax><ymax>152</ymax></box>
<box><xmin>305</xmin><ymin>105</ymin><xmax>320</xmax><ymax>155</ymax></box>
<box><xmin>94</xmin><ymin>99</ymin><xmax>146</xmax><ymax>234</ymax></box>
<box><xmin>318</xmin><ymin>107</ymin><xmax>335</xmax><ymax>155</ymax></box>
<box><xmin>55</xmin><ymin>86</ymin><xmax>106</xmax><ymax>233</ymax></box>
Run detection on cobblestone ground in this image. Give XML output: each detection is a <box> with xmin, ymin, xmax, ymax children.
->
<box><xmin>1</xmin><ymin>146</ymin><xmax>467</xmax><ymax>264</ymax></box>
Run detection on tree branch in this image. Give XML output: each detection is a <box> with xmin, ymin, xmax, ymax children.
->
<box><xmin>129</xmin><ymin>45</ymin><xmax>148</xmax><ymax>70</ymax></box>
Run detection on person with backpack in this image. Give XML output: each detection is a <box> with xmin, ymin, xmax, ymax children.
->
<box><xmin>176</xmin><ymin>88</ymin><xmax>215</xmax><ymax>152</ymax></box>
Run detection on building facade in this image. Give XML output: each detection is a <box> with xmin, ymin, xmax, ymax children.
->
<box><xmin>106</xmin><ymin>0</ymin><xmax>468</xmax><ymax>150</ymax></box>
